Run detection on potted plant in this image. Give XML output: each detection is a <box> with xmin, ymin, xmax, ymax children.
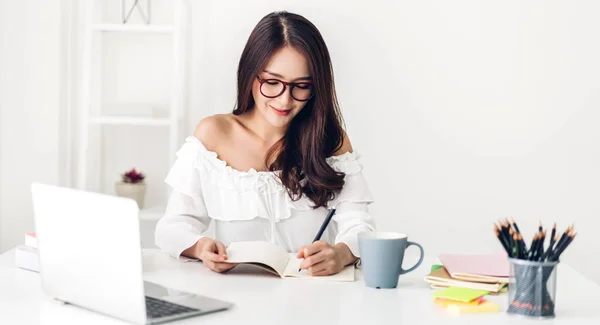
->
<box><xmin>115</xmin><ymin>168</ymin><xmax>146</xmax><ymax>208</ymax></box>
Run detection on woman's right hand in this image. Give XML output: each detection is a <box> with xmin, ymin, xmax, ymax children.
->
<box><xmin>192</xmin><ymin>237</ymin><xmax>237</xmax><ymax>273</ymax></box>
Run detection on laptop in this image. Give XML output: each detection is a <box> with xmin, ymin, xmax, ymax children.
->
<box><xmin>30</xmin><ymin>182</ymin><xmax>233</xmax><ymax>324</ymax></box>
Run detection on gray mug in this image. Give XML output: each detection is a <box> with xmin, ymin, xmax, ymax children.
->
<box><xmin>358</xmin><ymin>232</ymin><xmax>424</xmax><ymax>289</ymax></box>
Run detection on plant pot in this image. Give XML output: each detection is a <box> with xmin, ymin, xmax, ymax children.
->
<box><xmin>115</xmin><ymin>182</ymin><xmax>146</xmax><ymax>208</ymax></box>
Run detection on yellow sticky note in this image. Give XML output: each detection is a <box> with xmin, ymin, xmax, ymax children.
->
<box><xmin>446</xmin><ymin>302</ymin><xmax>500</xmax><ymax>315</ymax></box>
<box><xmin>434</xmin><ymin>297</ymin><xmax>485</xmax><ymax>307</ymax></box>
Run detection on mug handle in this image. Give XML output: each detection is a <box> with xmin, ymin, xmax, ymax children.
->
<box><xmin>399</xmin><ymin>241</ymin><xmax>424</xmax><ymax>275</ymax></box>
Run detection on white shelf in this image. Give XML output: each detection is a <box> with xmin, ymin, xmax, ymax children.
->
<box><xmin>91</xmin><ymin>24</ymin><xmax>174</xmax><ymax>33</ymax></box>
<box><xmin>76</xmin><ymin>0</ymin><xmax>186</xmax><ymax>207</ymax></box>
<box><xmin>88</xmin><ymin>116</ymin><xmax>171</xmax><ymax>126</ymax></box>
<box><xmin>140</xmin><ymin>205</ymin><xmax>165</xmax><ymax>221</ymax></box>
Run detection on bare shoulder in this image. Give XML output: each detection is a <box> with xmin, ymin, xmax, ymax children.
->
<box><xmin>333</xmin><ymin>130</ymin><xmax>354</xmax><ymax>156</ymax></box>
<box><xmin>193</xmin><ymin>114</ymin><xmax>234</xmax><ymax>150</ymax></box>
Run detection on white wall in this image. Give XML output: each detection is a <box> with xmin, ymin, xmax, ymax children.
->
<box><xmin>0</xmin><ymin>0</ymin><xmax>4</xmax><ymax>248</ymax></box>
<box><xmin>0</xmin><ymin>0</ymin><xmax>62</xmax><ymax>252</ymax></box>
<box><xmin>183</xmin><ymin>0</ymin><xmax>600</xmax><ymax>282</ymax></box>
<box><xmin>1</xmin><ymin>0</ymin><xmax>599</xmax><ymax>284</ymax></box>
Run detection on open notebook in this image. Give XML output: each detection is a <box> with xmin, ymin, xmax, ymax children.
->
<box><xmin>223</xmin><ymin>241</ymin><xmax>355</xmax><ymax>282</ymax></box>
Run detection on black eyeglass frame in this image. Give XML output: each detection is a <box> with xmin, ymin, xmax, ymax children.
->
<box><xmin>256</xmin><ymin>76</ymin><xmax>314</xmax><ymax>102</ymax></box>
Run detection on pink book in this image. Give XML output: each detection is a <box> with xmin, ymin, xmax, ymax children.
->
<box><xmin>25</xmin><ymin>232</ymin><xmax>38</xmax><ymax>249</ymax></box>
<box><xmin>438</xmin><ymin>251</ymin><xmax>509</xmax><ymax>284</ymax></box>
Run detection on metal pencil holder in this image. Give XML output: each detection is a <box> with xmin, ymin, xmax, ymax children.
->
<box><xmin>507</xmin><ymin>258</ymin><xmax>559</xmax><ymax>318</ymax></box>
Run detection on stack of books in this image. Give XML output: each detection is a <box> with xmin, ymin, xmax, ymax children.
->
<box><xmin>14</xmin><ymin>232</ymin><xmax>40</xmax><ymax>273</ymax></box>
<box><xmin>424</xmin><ymin>251</ymin><xmax>510</xmax><ymax>293</ymax></box>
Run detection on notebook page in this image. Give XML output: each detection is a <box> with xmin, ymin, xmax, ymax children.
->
<box><xmin>224</xmin><ymin>241</ymin><xmax>290</xmax><ymax>276</ymax></box>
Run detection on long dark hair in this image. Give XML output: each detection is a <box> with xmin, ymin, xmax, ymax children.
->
<box><xmin>233</xmin><ymin>11</ymin><xmax>345</xmax><ymax>209</ymax></box>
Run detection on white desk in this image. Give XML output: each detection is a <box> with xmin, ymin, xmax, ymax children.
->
<box><xmin>1</xmin><ymin>248</ymin><xmax>599</xmax><ymax>325</ymax></box>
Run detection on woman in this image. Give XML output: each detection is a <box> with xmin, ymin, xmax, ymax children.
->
<box><xmin>155</xmin><ymin>11</ymin><xmax>375</xmax><ymax>276</ymax></box>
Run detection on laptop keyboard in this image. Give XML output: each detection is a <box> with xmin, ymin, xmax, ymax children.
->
<box><xmin>145</xmin><ymin>296</ymin><xmax>199</xmax><ymax>319</ymax></box>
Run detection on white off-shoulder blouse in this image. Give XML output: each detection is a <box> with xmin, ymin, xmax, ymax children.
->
<box><xmin>154</xmin><ymin>136</ymin><xmax>376</xmax><ymax>260</ymax></box>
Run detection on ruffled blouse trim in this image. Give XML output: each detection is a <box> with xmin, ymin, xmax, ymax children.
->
<box><xmin>179</xmin><ymin>136</ymin><xmax>364</xmax><ymax>187</ymax></box>
<box><xmin>166</xmin><ymin>136</ymin><xmax>373</xmax><ymax>223</ymax></box>
<box><xmin>325</xmin><ymin>151</ymin><xmax>363</xmax><ymax>175</ymax></box>
<box><xmin>175</xmin><ymin>136</ymin><xmax>281</xmax><ymax>194</ymax></box>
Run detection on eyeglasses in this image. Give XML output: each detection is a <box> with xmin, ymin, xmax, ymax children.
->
<box><xmin>256</xmin><ymin>76</ymin><xmax>314</xmax><ymax>102</ymax></box>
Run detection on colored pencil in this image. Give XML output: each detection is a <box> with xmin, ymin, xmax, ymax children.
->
<box><xmin>493</xmin><ymin>219</ymin><xmax>575</xmax><ymax>262</ymax></box>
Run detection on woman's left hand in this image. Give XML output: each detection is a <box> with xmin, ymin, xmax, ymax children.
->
<box><xmin>297</xmin><ymin>241</ymin><xmax>357</xmax><ymax>276</ymax></box>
